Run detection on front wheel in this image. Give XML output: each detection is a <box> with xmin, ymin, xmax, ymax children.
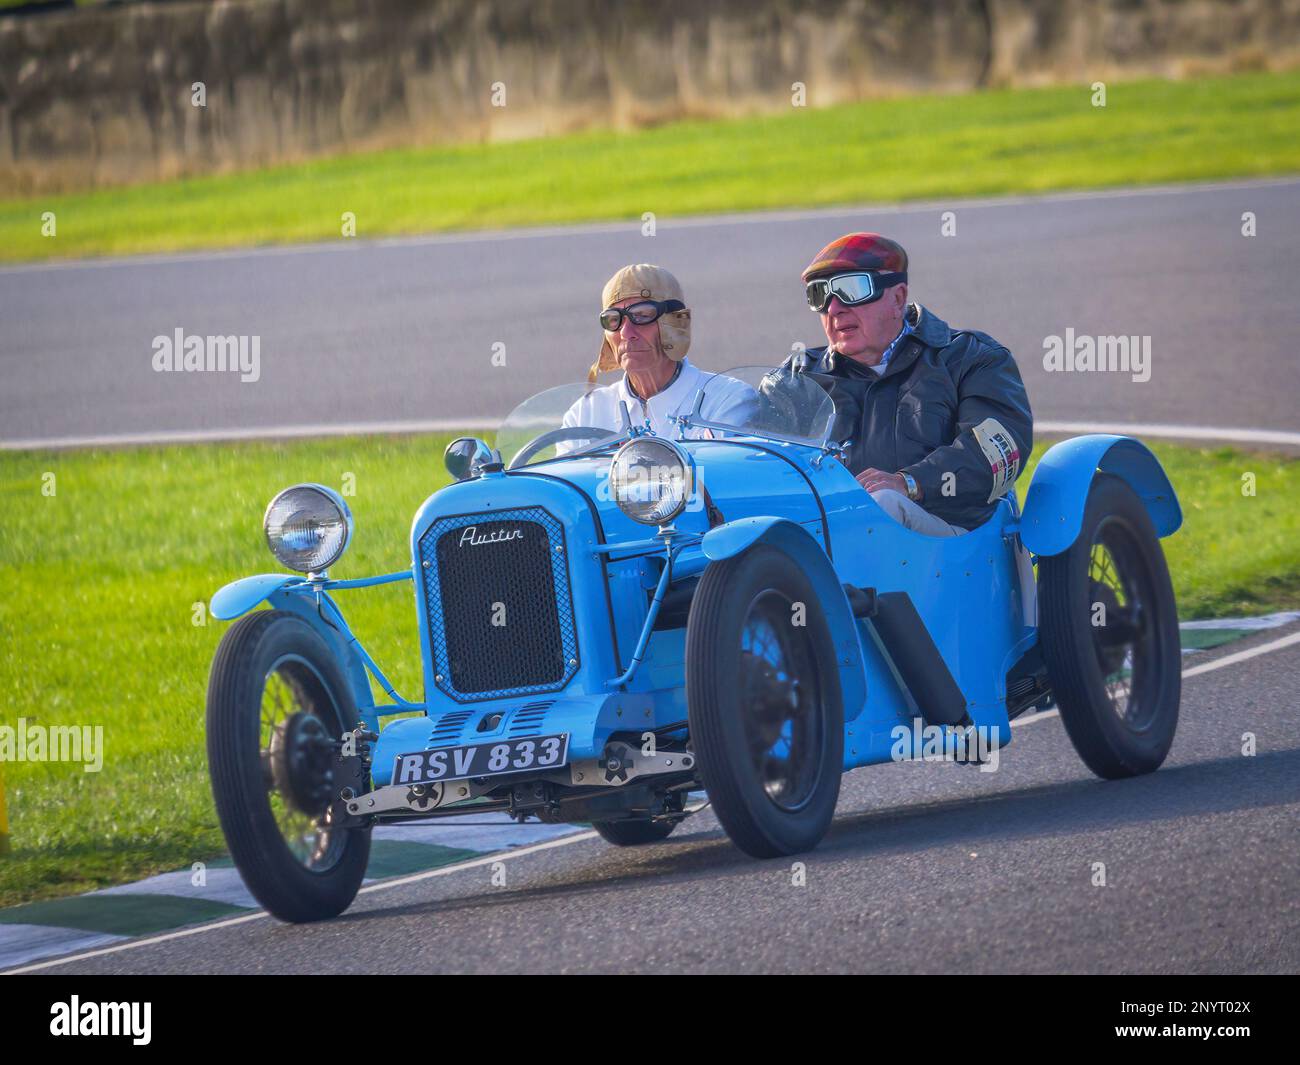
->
<box><xmin>207</xmin><ymin>610</ymin><xmax>370</xmax><ymax>922</ymax></box>
<box><xmin>686</xmin><ymin>544</ymin><xmax>844</xmax><ymax>858</ymax></box>
<box><xmin>1038</xmin><ymin>474</ymin><xmax>1181</xmax><ymax>779</ymax></box>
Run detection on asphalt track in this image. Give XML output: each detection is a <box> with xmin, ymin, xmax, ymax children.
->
<box><xmin>17</xmin><ymin>623</ymin><xmax>1299</xmax><ymax>975</ymax></box>
<box><xmin>2</xmin><ymin>178</ymin><xmax>1299</xmax><ymax>447</ymax></box>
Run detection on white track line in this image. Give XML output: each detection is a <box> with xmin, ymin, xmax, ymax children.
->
<box><xmin>0</xmin><ymin>419</ymin><xmax>497</xmax><ymax>451</ymax></box>
<box><xmin>9</xmin><ymin>626</ymin><xmax>1299</xmax><ymax>974</ymax></box>
<box><xmin>1036</xmin><ymin>422</ymin><xmax>1300</xmax><ymax>449</ymax></box>
<box><xmin>1179</xmin><ymin>629</ymin><xmax>1300</xmax><ymax>678</ymax></box>
<box><xmin>3</xmin><ymin>176</ymin><xmax>1293</xmax><ymax>277</ymax></box>
<box><xmin>5</xmin><ymin>419</ymin><xmax>1299</xmax><ymax>453</ymax></box>
<box><xmin>2</xmin><ymin>829</ymin><xmax>598</xmax><ymax>975</ymax></box>
<box><xmin>1012</xmin><ymin>628</ymin><xmax>1300</xmax><ymax>730</ymax></box>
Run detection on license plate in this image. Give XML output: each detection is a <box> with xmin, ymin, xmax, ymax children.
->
<box><xmin>393</xmin><ymin>733</ymin><xmax>569</xmax><ymax>787</ymax></box>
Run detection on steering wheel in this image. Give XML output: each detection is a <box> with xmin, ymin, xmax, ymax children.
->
<box><xmin>507</xmin><ymin>426</ymin><xmax>621</xmax><ymax>470</ymax></box>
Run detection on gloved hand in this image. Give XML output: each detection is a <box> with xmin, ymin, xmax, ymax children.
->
<box><xmin>759</xmin><ymin>349</ymin><xmax>814</xmax><ymax>399</ymax></box>
<box><xmin>786</xmin><ymin>347</ymin><xmax>817</xmax><ymax>375</ymax></box>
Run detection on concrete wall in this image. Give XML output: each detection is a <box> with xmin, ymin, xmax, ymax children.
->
<box><xmin>2</xmin><ymin>0</ymin><xmax>1298</xmax><ymax>194</ymax></box>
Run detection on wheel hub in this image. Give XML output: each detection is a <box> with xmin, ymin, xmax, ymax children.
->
<box><xmin>1089</xmin><ymin>579</ymin><xmax>1136</xmax><ymax>677</ymax></box>
<box><xmin>743</xmin><ymin>651</ymin><xmax>799</xmax><ymax>748</ymax></box>
<box><xmin>269</xmin><ymin>711</ymin><xmax>336</xmax><ymax>817</ymax></box>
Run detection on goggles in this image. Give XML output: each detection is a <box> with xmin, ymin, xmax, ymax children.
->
<box><xmin>599</xmin><ymin>299</ymin><xmax>685</xmax><ymax>332</ymax></box>
<box><xmin>805</xmin><ymin>271</ymin><xmax>907</xmax><ymax>313</ymax></box>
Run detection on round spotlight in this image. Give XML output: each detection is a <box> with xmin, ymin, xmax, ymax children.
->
<box><xmin>608</xmin><ymin>438</ymin><xmax>693</xmax><ymax>526</ymax></box>
<box><xmin>263</xmin><ymin>484</ymin><xmax>353</xmax><ymax>573</ymax></box>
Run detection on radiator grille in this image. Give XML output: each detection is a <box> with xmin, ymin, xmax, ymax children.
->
<box><xmin>419</xmin><ymin>507</ymin><xmax>578</xmax><ymax>702</ymax></box>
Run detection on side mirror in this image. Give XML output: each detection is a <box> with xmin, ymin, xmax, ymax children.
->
<box><xmin>444</xmin><ymin>437</ymin><xmax>498</xmax><ymax>481</ymax></box>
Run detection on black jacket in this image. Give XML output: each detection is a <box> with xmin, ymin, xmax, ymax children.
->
<box><xmin>774</xmin><ymin>304</ymin><xmax>1034</xmax><ymax>529</ymax></box>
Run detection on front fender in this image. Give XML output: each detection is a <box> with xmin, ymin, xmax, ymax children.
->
<box><xmin>210</xmin><ymin>575</ymin><xmax>377</xmax><ymax>719</ymax></box>
<box><xmin>210</xmin><ymin>573</ymin><xmax>305</xmax><ymax>620</ymax></box>
<box><xmin>700</xmin><ymin>516</ymin><xmax>866</xmax><ymax>716</ymax></box>
<box><xmin>700</xmin><ymin>515</ymin><xmax>792</xmax><ymax>563</ymax></box>
<box><xmin>1021</xmin><ymin>435</ymin><xmax>1182</xmax><ymax>556</ymax></box>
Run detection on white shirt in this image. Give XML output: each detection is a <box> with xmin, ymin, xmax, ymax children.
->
<box><xmin>561</xmin><ymin>359</ymin><xmax>758</xmax><ymax>445</ymax></box>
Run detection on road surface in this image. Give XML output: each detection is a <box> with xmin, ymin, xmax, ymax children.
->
<box><xmin>2</xmin><ymin>178</ymin><xmax>1298</xmax><ymax>447</ymax></box>
<box><xmin>17</xmin><ymin>623</ymin><xmax>1299</xmax><ymax>975</ymax></box>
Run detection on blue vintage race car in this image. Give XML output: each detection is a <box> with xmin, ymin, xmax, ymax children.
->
<box><xmin>206</xmin><ymin>367</ymin><xmax>1182</xmax><ymax>922</ymax></box>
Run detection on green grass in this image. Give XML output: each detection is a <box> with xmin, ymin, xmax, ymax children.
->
<box><xmin>3</xmin><ymin>69</ymin><xmax>1300</xmax><ymax>262</ymax></box>
<box><xmin>1</xmin><ymin>434</ymin><xmax>1297</xmax><ymax>906</ymax></box>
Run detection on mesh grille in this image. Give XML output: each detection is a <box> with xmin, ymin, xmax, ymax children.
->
<box><xmin>419</xmin><ymin>508</ymin><xmax>578</xmax><ymax>702</ymax></box>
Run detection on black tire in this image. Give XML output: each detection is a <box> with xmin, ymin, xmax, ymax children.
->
<box><xmin>592</xmin><ymin>819</ymin><xmax>678</xmax><ymax>846</ymax></box>
<box><xmin>207</xmin><ymin>610</ymin><xmax>370</xmax><ymax>922</ymax></box>
<box><xmin>1039</xmin><ymin>474</ymin><xmax>1181</xmax><ymax>779</ymax></box>
<box><xmin>685</xmin><ymin>544</ymin><xmax>844</xmax><ymax>858</ymax></box>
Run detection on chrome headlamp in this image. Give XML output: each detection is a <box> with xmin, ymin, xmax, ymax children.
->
<box><xmin>608</xmin><ymin>438</ymin><xmax>693</xmax><ymax>526</ymax></box>
<box><xmin>263</xmin><ymin>484</ymin><xmax>353</xmax><ymax>574</ymax></box>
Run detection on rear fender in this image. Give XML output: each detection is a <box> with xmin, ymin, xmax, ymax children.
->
<box><xmin>701</xmin><ymin>517</ymin><xmax>866</xmax><ymax>715</ymax></box>
<box><xmin>1020</xmin><ymin>435</ymin><xmax>1181</xmax><ymax>557</ymax></box>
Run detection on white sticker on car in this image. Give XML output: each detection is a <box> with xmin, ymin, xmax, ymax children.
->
<box><xmin>971</xmin><ymin>417</ymin><xmax>1021</xmax><ymax>503</ymax></box>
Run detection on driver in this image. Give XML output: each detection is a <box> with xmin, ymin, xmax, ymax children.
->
<box><xmin>562</xmin><ymin>264</ymin><xmax>757</xmax><ymax>440</ymax></box>
<box><xmin>773</xmin><ymin>233</ymin><xmax>1034</xmax><ymax>536</ymax></box>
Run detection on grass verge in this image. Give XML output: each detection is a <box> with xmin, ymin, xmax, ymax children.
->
<box><xmin>3</xmin><ymin>69</ymin><xmax>1300</xmax><ymax>263</ymax></box>
<box><xmin>0</xmin><ymin>434</ymin><xmax>1297</xmax><ymax>906</ymax></box>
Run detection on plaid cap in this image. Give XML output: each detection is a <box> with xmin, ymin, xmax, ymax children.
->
<box><xmin>801</xmin><ymin>232</ymin><xmax>908</xmax><ymax>282</ymax></box>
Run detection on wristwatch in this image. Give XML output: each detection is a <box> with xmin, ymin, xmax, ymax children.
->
<box><xmin>901</xmin><ymin>471</ymin><xmax>921</xmax><ymax>502</ymax></box>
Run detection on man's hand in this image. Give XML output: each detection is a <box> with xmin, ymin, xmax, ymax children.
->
<box><xmin>788</xmin><ymin>348</ymin><xmax>815</xmax><ymax>375</ymax></box>
<box><xmin>855</xmin><ymin>468</ymin><xmax>917</xmax><ymax>499</ymax></box>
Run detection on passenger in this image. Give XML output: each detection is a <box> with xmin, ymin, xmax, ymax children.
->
<box><xmin>563</xmin><ymin>264</ymin><xmax>756</xmax><ymax>442</ymax></box>
<box><xmin>773</xmin><ymin>233</ymin><xmax>1034</xmax><ymax>536</ymax></box>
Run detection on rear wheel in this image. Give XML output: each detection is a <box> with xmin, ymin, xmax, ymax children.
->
<box><xmin>686</xmin><ymin>544</ymin><xmax>843</xmax><ymax>858</ymax></box>
<box><xmin>592</xmin><ymin>819</ymin><xmax>678</xmax><ymax>846</ymax></box>
<box><xmin>1039</xmin><ymin>474</ymin><xmax>1181</xmax><ymax>778</ymax></box>
<box><xmin>207</xmin><ymin>610</ymin><xmax>370</xmax><ymax>922</ymax></box>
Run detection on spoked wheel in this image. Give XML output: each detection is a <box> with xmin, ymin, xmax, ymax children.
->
<box><xmin>262</xmin><ymin>669</ymin><xmax>347</xmax><ymax>871</ymax></box>
<box><xmin>739</xmin><ymin>592</ymin><xmax>826</xmax><ymax>811</ymax></box>
<box><xmin>1039</xmin><ymin>474</ymin><xmax>1181</xmax><ymax>778</ymax></box>
<box><xmin>207</xmin><ymin>610</ymin><xmax>370</xmax><ymax>921</ymax></box>
<box><xmin>686</xmin><ymin>544</ymin><xmax>843</xmax><ymax>858</ymax></box>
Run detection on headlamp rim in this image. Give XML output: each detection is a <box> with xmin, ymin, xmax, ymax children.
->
<box><xmin>608</xmin><ymin>436</ymin><xmax>694</xmax><ymax>526</ymax></box>
<box><xmin>262</xmin><ymin>482</ymin><xmax>354</xmax><ymax>574</ymax></box>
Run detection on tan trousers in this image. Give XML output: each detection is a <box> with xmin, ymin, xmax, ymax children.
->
<box><xmin>869</xmin><ymin>489</ymin><xmax>968</xmax><ymax>537</ymax></box>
